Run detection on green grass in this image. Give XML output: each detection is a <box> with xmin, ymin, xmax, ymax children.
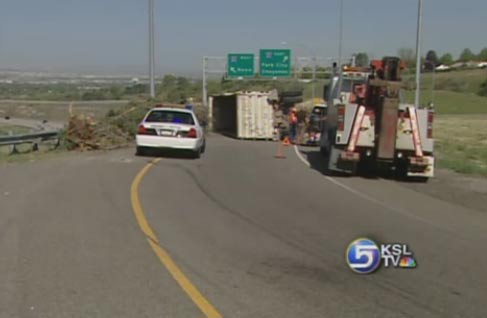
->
<box><xmin>403</xmin><ymin>68</ymin><xmax>487</xmax><ymax>94</ymax></box>
<box><xmin>435</xmin><ymin>115</ymin><xmax>487</xmax><ymax>176</ymax></box>
<box><xmin>402</xmin><ymin>90</ymin><xmax>487</xmax><ymax>114</ymax></box>
<box><xmin>372</xmin><ymin>68</ymin><xmax>487</xmax><ymax>175</ymax></box>
<box><xmin>400</xmin><ymin>68</ymin><xmax>487</xmax><ymax>115</ymax></box>
<box><xmin>0</xmin><ymin>100</ymin><xmax>128</xmax><ymax>122</ymax></box>
<box><xmin>425</xmin><ymin>69</ymin><xmax>486</xmax><ymax>94</ymax></box>
<box><xmin>0</xmin><ymin>137</ymin><xmax>70</xmax><ymax>163</ymax></box>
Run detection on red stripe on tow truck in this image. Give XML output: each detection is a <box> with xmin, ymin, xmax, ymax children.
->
<box><xmin>408</xmin><ymin>107</ymin><xmax>423</xmax><ymax>158</ymax></box>
<box><xmin>347</xmin><ymin>105</ymin><xmax>366</xmax><ymax>153</ymax></box>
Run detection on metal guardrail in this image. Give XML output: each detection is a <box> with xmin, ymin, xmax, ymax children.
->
<box><xmin>0</xmin><ymin>131</ymin><xmax>60</xmax><ymax>146</ymax></box>
<box><xmin>0</xmin><ymin>130</ymin><xmax>61</xmax><ymax>154</ymax></box>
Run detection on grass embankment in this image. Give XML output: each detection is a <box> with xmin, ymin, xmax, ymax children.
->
<box><xmin>401</xmin><ymin>69</ymin><xmax>487</xmax><ymax>176</ymax></box>
<box><xmin>0</xmin><ymin>124</ymin><xmax>31</xmax><ymax>136</ymax></box>
<box><xmin>402</xmin><ymin>90</ymin><xmax>487</xmax><ymax>114</ymax></box>
<box><xmin>434</xmin><ymin>115</ymin><xmax>487</xmax><ymax>176</ymax></box>
<box><xmin>0</xmin><ymin>123</ymin><xmax>60</xmax><ymax>162</ymax></box>
<box><xmin>408</xmin><ymin>89</ymin><xmax>487</xmax><ymax>176</ymax></box>
<box><xmin>0</xmin><ymin>100</ymin><xmax>128</xmax><ymax>122</ymax></box>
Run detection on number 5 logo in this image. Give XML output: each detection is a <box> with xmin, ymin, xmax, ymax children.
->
<box><xmin>346</xmin><ymin>238</ymin><xmax>381</xmax><ymax>274</ymax></box>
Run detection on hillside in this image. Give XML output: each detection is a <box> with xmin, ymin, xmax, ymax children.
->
<box><xmin>400</xmin><ymin>68</ymin><xmax>487</xmax><ymax>114</ymax></box>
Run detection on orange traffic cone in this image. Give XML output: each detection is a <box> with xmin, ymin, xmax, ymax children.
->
<box><xmin>274</xmin><ymin>131</ymin><xmax>286</xmax><ymax>159</ymax></box>
<box><xmin>282</xmin><ymin>136</ymin><xmax>291</xmax><ymax>146</ymax></box>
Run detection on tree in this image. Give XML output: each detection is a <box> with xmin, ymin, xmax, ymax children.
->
<box><xmin>355</xmin><ymin>52</ymin><xmax>369</xmax><ymax>67</ymax></box>
<box><xmin>397</xmin><ymin>48</ymin><xmax>416</xmax><ymax>68</ymax></box>
<box><xmin>176</xmin><ymin>76</ymin><xmax>189</xmax><ymax>88</ymax></box>
<box><xmin>300</xmin><ymin>66</ymin><xmax>313</xmax><ymax>79</ymax></box>
<box><xmin>424</xmin><ymin>50</ymin><xmax>439</xmax><ymax>71</ymax></box>
<box><xmin>316</xmin><ymin>66</ymin><xmax>330</xmax><ymax>79</ymax></box>
<box><xmin>124</xmin><ymin>84</ymin><xmax>147</xmax><ymax>95</ymax></box>
<box><xmin>478</xmin><ymin>48</ymin><xmax>487</xmax><ymax>61</ymax></box>
<box><xmin>439</xmin><ymin>53</ymin><xmax>454</xmax><ymax>66</ymax></box>
<box><xmin>109</xmin><ymin>86</ymin><xmax>123</xmax><ymax>100</ymax></box>
<box><xmin>162</xmin><ymin>74</ymin><xmax>177</xmax><ymax>87</ymax></box>
<box><xmin>459</xmin><ymin>48</ymin><xmax>475</xmax><ymax>62</ymax></box>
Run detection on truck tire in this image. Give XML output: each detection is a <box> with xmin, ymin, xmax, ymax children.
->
<box><xmin>192</xmin><ymin>147</ymin><xmax>201</xmax><ymax>159</ymax></box>
<box><xmin>409</xmin><ymin>176</ymin><xmax>429</xmax><ymax>183</ymax></box>
<box><xmin>201</xmin><ymin>140</ymin><xmax>206</xmax><ymax>154</ymax></box>
<box><xmin>281</xmin><ymin>96</ymin><xmax>303</xmax><ymax>104</ymax></box>
<box><xmin>280</xmin><ymin>91</ymin><xmax>303</xmax><ymax>98</ymax></box>
<box><xmin>319</xmin><ymin>130</ymin><xmax>331</xmax><ymax>155</ymax></box>
<box><xmin>136</xmin><ymin>146</ymin><xmax>146</xmax><ymax>156</ymax></box>
<box><xmin>358</xmin><ymin>158</ymin><xmax>376</xmax><ymax>177</ymax></box>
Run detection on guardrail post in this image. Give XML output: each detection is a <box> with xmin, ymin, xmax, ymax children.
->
<box><xmin>1</xmin><ymin>130</ymin><xmax>60</xmax><ymax>153</ymax></box>
<box><xmin>54</xmin><ymin>137</ymin><xmax>61</xmax><ymax>149</ymax></box>
<box><xmin>8</xmin><ymin>131</ymin><xmax>18</xmax><ymax>155</ymax></box>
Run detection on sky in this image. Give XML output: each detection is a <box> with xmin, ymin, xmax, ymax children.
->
<box><xmin>0</xmin><ymin>0</ymin><xmax>486</xmax><ymax>76</ymax></box>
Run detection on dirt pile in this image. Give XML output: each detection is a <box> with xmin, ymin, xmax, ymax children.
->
<box><xmin>65</xmin><ymin>114</ymin><xmax>131</xmax><ymax>151</ymax></box>
<box><xmin>64</xmin><ymin>100</ymin><xmax>209</xmax><ymax>151</ymax></box>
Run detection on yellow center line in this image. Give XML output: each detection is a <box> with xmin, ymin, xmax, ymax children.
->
<box><xmin>130</xmin><ymin>158</ymin><xmax>222</xmax><ymax>318</ymax></box>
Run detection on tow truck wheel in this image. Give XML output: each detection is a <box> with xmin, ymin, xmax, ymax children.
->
<box><xmin>320</xmin><ymin>141</ymin><xmax>331</xmax><ymax>156</ymax></box>
<box><xmin>320</xmin><ymin>146</ymin><xmax>328</xmax><ymax>156</ymax></box>
<box><xmin>409</xmin><ymin>176</ymin><xmax>430</xmax><ymax>183</ymax></box>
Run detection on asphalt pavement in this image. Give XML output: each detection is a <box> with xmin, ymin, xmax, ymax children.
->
<box><xmin>1</xmin><ymin>134</ymin><xmax>486</xmax><ymax>318</ymax></box>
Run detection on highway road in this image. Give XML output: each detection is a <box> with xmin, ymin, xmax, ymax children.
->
<box><xmin>1</xmin><ymin>134</ymin><xmax>486</xmax><ymax>318</ymax></box>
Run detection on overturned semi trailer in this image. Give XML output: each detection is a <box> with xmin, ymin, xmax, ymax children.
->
<box><xmin>209</xmin><ymin>91</ymin><xmax>274</xmax><ymax>139</ymax></box>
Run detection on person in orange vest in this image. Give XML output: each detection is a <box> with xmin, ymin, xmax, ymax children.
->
<box><xmin>289</xmin><ymin>107</ymin><xmax>298</xmax><ymax>144</ymax></box>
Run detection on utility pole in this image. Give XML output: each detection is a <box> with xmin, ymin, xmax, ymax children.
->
<box><xmin>414</xmin><ymin>0</ymin><xmax>423</xmax><ymax>108</ymax></box>
<box><xmin>202</xmin><ymin>57</ymin><xmax>208</xmax><ymax>107</ymax></box>
<box><xmin>337</xmin><ymin>0</ymin><xmax>344</xmax><ymax>95</ymax></box>
<box><xmin>148</xmin><ymin>0</ymin><xmax>155</xmax><ymax>98</ymax></box>
<box><xmin>312</xmin><ymin>56</ymin><xmax>317</xmax><ymax>100</ymax></box>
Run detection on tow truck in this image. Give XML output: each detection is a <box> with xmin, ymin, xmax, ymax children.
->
<box><xmin>319</xmin><ymin>57</ymin><xmax>435</xmax><ymax>180</ymax></box>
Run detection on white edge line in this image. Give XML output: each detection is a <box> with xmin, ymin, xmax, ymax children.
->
<box><xmin>293</xmin><ymin>145</ymin><xmax>448</xmax><ymax>230</ymax></box>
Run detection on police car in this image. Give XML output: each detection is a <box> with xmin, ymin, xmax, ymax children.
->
<box><xmin>136</xmin><ymin>107</ymin><xmax>206</xmax><ymax>158</ymax></box>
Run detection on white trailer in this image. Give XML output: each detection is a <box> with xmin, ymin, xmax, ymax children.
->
<box><xmin>210</xmin><ymin>91</ymin><xmax>274</xmax><ymax>140</ymax></box>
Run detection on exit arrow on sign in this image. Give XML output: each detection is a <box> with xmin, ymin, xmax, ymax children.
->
<box><xmin>227</xmin><ymin>54</ymin><xmax>255</xmax><ymax>77</ymax></box>
<box><xmin>259</xmin><ymin>49</ymin><xmax>292</xmax><ymax>77</ymax></box>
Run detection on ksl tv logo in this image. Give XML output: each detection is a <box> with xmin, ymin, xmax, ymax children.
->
<box><xmin>346</xmin><ymin>238</ymin><xmax>417</xmax><ymax>274</ymax></box>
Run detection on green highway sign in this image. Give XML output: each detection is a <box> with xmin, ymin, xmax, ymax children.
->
<box><xmin>227</xmin><ymin>53</ymin><xmax>255</xmax><ymax>77</ymax></box>
<box><xmin>259</xmin><ymin>49</ymin><xmax>292</xmax><ymax>77</ymax></box>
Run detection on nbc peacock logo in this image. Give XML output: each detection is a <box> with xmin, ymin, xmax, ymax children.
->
<box><xmin>346</xmin><ymin>237</ymin><xmax>417</xmax><ymax>274</ymax></box>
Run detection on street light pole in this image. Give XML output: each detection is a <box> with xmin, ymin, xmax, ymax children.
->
<box><xmin>202</xmin><ymin>57</ymin><xmax>208</xmax><ymax>107</ymax></box>
<box><xmin>414</xmin><ymin>0</ymin><xmax>423</xmax><ymax>108</ymax></box>
<box><xmin>148</xmin><ymin>0</ymin><xmax>155</xmax><ymax>98</ymax></box>
<box><xmin>337</xmin><ymin>0</ymin><xmax>344</xmax><ymax>95</ymax></box>
<box><xmin>426</xmin><ymin>61</ymin><xmax>436</xmax><ymax>106</ymax></box>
